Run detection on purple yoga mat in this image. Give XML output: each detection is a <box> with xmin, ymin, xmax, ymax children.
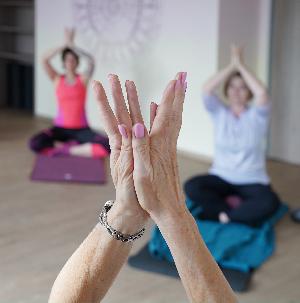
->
<box><xmin>31</xmin><ymin>155</ymin><xmax>106</xmax><ymax>184</ymax></box>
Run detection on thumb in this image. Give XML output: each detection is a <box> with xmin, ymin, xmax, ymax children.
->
<box><xmin>132</xmin><ymin>123</ymin><xmax>151</xmax><ymax>179</ymax></box>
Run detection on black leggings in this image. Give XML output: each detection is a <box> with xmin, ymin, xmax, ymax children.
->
<box><xmin>184</xmin><ymin>174</ymin><xmax>280</xmax><ymax>226</ymax></box>
<box><xmin>29</xmin><ymin>126</ymin><xmax>110</xmax><ymax>153</ymax></box>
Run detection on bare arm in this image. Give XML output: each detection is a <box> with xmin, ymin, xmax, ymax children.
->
<box><xmin>152</xmin><ymin>207</ymin><xmax>237</xmax><ymax>303</ymax></box>
<box><xmin>72</xmin><ymin>46</ymin><xmax>95</xmax><ymax>85</ymax></box>
<box><xmin>42</xmin><ymin>46</ymin><xmax>64</xmax><ymax>81</ymax></box>
<box><xmin>65</xmin><ymin>28</ymin><xmax>95</xmax><ymax>84</ymax></box>
<box><xmin>49</xmin><ymin>74</ymin><xmax>237</xmax><ymax>303</ymax></box>
<box><xmin>49</xmin><ymin>76</ymin><xmax>148</xmax><ymax>302</ymax></box>
<box><xmin>130</xmin><ymin>73</ymin><xmax>237</xmax><ymax>303</ymax></box>
<box><xmin>233</xmin><ymin>46</ymin><xmax>269</xmax><ymax>106</ymax></box>
<box><xmin>237</xmin><ymin>63</ymin><xmax>269</xmax><ymax>106</ymax></box>
<box><xmin>49</xmin><ymin>204</ymin><xmax>146</xmax><ymax>303</ymax></box>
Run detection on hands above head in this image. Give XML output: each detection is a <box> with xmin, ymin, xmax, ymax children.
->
<box><xmin>49</xmin><ymin>73</ymin><xmax>236</xmax><ymax>303</ymax></box>
<box><xmin>64</xmin><ymin>27</ymin><xmax>75</xmax><ymax>48</ymax></box>
<box><xmin>92</xmin><ymin>72</ymin><xmax>187</xmax><ymax>226</ymax></box>
<box><xmin>230</xmin><ymin>44</ymin><xmax>244</xmax><ymax>69</ymax></box>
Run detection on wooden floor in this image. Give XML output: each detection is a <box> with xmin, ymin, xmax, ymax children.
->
<box><xmin>0</xmin><ymin>109</ymin><xmax>300</xmax><ymax>303</ymax></box>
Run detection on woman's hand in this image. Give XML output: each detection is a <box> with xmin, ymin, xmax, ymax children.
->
<box><xmin>122</xmin><ymin>72</ymin><xmax>187</xmax><ymax>221</ymax></box>
<box><xmin>64</xmin><ymin>27</ymin><xmax>75</xmax><ymax>48</ymax></box>
<box><xmin>92</xmin><ymin>75</ymin><xmax>148</xmax><ymax>233</ymax></box>
<box><xmin>231</xmin><ymin>44</ymin><xmax>243</xmax><ymax>68</ymax></box>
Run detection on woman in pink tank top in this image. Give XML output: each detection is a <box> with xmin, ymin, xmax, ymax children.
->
<box><xmin>29</xmin><ymin>28</ymin><xmax>110</xmax><ymax>158</ymax></box>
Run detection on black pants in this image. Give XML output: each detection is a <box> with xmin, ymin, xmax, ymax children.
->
<box><xmin>184</xmin><ymin>174</ymin><xmax>280</xmax><ymax>226</ymax></box>
<box><xmin>29</xmin><ymin>126</ymin><xmax>110</xmax><ymax>153</ymax></box>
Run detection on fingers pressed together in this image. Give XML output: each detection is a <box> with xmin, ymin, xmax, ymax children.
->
<box><xmin>92</xmin><ymin>72</ymin><xmax>187</xmax><ymax>148</ymax></box>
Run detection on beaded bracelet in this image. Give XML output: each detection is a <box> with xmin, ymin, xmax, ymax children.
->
<box><xmin>99</xmin><ymin>200</ymin><xmax>145</xmax><ymax>243</ymax></box>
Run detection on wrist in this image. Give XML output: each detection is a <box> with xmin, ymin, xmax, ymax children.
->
<box><xmin>235</xmin><ymin>60</ymin><xmax>244</xmax><ymax>69</ymax></box>
<box><xmin>150</xmin><ymin>202</ymin><xmax>189</xmax><ymax>226</ymax></box>
<box><xmin>65</xmin><ymin>42</ymin><xmax>73</xmax><ymax>48</ymax></box>
<box><xmin>228</xmin><ymin>62</ymin><xmax>237</xmax><ymax>72</ymax></box>
<box><xmin>106</xmin><ymin>200</ymin><xmax>148</xmax><ymax>235</ymax></box>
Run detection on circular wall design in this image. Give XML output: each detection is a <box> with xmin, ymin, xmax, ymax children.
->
<box><xmin>72</xmin><ymin>0</ymin><xmax>161</xmax><ymax>61</ymax></box>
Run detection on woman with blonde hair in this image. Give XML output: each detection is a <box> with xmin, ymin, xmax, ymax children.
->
<box><xmin>184</xmin><ymin>46</ymin><xmax>280</xmax><ymax>226</ymax></box>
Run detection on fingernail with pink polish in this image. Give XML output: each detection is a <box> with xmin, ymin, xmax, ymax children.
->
<box><xmin>118</xmin><ymin>124</ymin><xmax>128</xmax><ymax>138</ymax></box>
<box><xmin>108</xmin><ymin>74</ymin><xmax>115</xmax><ymax>81</ymax></box>
<box><xmin>133</xmin><ymin>123</ymin><xmax>144</xmax><ymax>139</ymax></box>
<box><xmin>175</xmin><ymin>78</ymin><xmax>181</xmax><ymax>90</ymax></box>
<box><xmin>182</xmin><ymin>72</ymin><xmax>187</xmax><ymax>84</ymax></box>
<box><xmin>178</xmin><ymin>72</ymin><xmax>183</xmax><ymax>83</ymax></box>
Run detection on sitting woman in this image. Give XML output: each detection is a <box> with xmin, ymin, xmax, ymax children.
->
<box><xmin>184</xmin><ymin>46</ymin><xmax>280</xmax><ymax>226</ymax></box>
<box><xmin>48</xmin><ymin>73</ymin><xmax>237</xmax><ymax>303</ymax></box>
<box><xmin>29</xmin><ymin>28</ymin><xmax>109</xmax><ymax>158</ymax></box>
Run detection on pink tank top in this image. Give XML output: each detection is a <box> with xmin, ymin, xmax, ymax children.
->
<box><xmin>54</xmin><ymin>75</ymin><xmax>88</xmax><ymax>129</ymax></box>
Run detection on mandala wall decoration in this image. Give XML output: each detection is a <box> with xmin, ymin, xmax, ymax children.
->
<box><xmin>72</xmin><ymin>0</ymin><xmax>161</xmax><ymax>61</ymax></box>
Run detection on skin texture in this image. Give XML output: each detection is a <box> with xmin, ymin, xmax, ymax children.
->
<box><xmin>48</xmin><ymin>75</ymin><xmax>149</xmax><ymax>303</ymax></box>
<box><xmin>130</xmin><ymin>77</ymin><xmax>187</xmax><ymax>217</ymax></box>
<box><xmin>48</xmin><ymin>73</ymin><xmax>237</xmax><ymax>303</ymax></box>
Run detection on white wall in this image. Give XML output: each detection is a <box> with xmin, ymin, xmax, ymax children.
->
<box><xmin>35</xmin><ymin>0</ymin><xmax>219</xmax><ymax>158</ymax></box>
<box><xmin>35</xmin><ymin>0</ymin><xmax>271</xmax><ymax>159</ymax></box>
<box><xmin>218</xmin><ymin>0</ymin><xmax>272</xmax><ymax>83</ymax></box>
<box><xmin>269</xmin><ymin>0</ymin><xmax>300</xmax><ymax>164</ymax></box>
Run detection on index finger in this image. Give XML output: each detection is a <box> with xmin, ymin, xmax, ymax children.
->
<box><xmin>125</xmin><ymin>80</ymin><xmax>144</xmax><ymax>125</ymax></box>
<box><xmin>108</xmin><ymin>74</ymin><xmax>132</xmax><ymax>128</ymax></box>
<box><xmin>92</xmin><ymin>80</ymin><xmax>119</xmax><ymax>138</ymax></box>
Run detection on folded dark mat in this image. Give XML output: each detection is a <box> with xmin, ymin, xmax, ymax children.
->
<box><xmin>128</xmin><ymin>244</ymin><xmax>252</xmax><ymax>292</ymax></box>
<box><xmin>291</xmin><ymin>209</ymin><xmax>300</xmax><ymax>223</ymax></box>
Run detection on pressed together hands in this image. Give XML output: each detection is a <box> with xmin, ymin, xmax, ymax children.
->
<box><xmin>49</xmin><ymin>72</ymin><xmax>237</xmax><ymax>302</ymax></box>
<box><xmin>92</xmin><ymin>72</ymin><xmax>188</xmax><ymax>231</ymax></box>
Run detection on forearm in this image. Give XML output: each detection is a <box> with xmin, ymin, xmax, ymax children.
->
<box><xmin>73</xmin><ymin>46</ymin><xmax>95</xmax><ymax>79</ymax></box>
<box><xmin>43</xmin><ymin>46</ymin><xmax>64</xmax><ymax>62</ymax></box>
<box><xmin>237</xmin><ymin>63</ymin><xmax>268</xmax><ymax>103</ymax></box>
<box><xmin>49</xmin><ymin>203</ymin><xmax>145</xmax><ymax>303</ymax></box>
<box><xmin>72</xmin><ymin>46</ymin><xmax>94</xmax><ymax>62</ymax></box>
<box><xmin>203</xmin><ymin>64</ymin><xmax>235</xmax><ymax>95</ymax></box>
<box><xmin>152</xmin><ymin>206</ymin><xmax>237</xmax><ymax>303</ymax></box>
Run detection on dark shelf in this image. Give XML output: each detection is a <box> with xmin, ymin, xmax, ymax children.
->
<box><xmin>0</xmin><ymin>51</ymin><xmax>33</xmax><ymax>64</ymax></box>
<box><xmin>0</xmin><ymin>1</ymin><xmax>33</xmax><ymax>7</ymax></box>
<box><xmin>0</xmin><ymin>25</ymin><xmax>33</xmax><ymax>35</ymax></box>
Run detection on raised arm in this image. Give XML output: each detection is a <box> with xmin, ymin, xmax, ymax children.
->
<box><xmin>42</xmin><ymin>28</ymin><xmax>73</xmax><ymax>81</ymax></box>
<box><xmin>153</xmin><ymin>207</ymin><xmax>236</xmax><ymax>303</ymax></box>
<box><xmin>65</xmin><ymin>28</ymin><xmax>95</xmax><ymax>84</ymax></box>
<box><xmin>127</xmin><ymin>73</ymin><xmax>237</xmax><ymax>303</ymax></box>
<box><xmin>202</xmin><ymin>60</ymin><xmax>236</xmax><ymax>96</ymax></box>
<box><xmin>42</xmin><ymin>46</ymin><xmax>63</xmax><ymax>81</ymax></box>
<box><xmin>49</xmin><ymin>209</ymin><xmax>146</xmax><ymax>303</ymax></box>
<box><xmin>233</xmin><ymin>46</ymin><xmax>269</xmax><ymax>106</ymax></box>
<box><xmin>73</xmin><ymin>45</ymin><xmax>95</xmax><ymax>84</ymax></box>
<box><xmin>48</xmin><ymin>76</ymin><xmax>148</xmax><ymax>303</ymax></box>
<box><xmin>49</xmin><ymin>73</ymin><xmax>237</xmax><ymax>303</ymax></box>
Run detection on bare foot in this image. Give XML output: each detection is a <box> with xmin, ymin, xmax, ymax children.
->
<box><xmin>219</xmin><ymin>212</ymin><xmax>230</xmax><ymax>224</ymax></box>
